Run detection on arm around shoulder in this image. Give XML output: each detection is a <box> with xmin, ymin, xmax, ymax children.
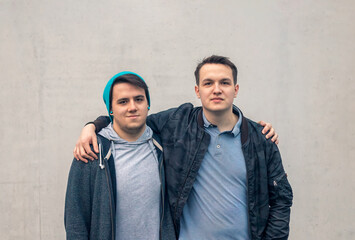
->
<box><xmin>92</xmin><ymin>116</ymin><xmax>111</xmax><ymax>134</ymax></box>
<box><xmin>147</xmin><ymin>107</ymin><xmax>178</xmax><ymax>134</ymax></box>
<box><xmin>147</xmin><ymin>103</ymin><xmax>194</xmax><ymax>134</ymax></box>
<box><xmin>74</xmin><ymin>116</ymin><xmax>110</xmax><ymax>162</ymax></box>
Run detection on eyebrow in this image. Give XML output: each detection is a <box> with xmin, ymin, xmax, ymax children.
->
<box><xmin>116</xmin><ymin>95</ymin><xmax>145</xmax><ymax>101</ymax></box>
<box><xmin>202</xmin><ymin>78</ymin><xmax>232</xmax><ymax>82</ymax></box>
<box><xmin>220</xmin><ymin>78</ymin><xmax>232</xmax><ymax>82</ymax></box>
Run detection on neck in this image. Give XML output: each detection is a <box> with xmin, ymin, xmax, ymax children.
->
<box><xmin>203</xmin><ymin>107</ymin><xmax>238</xmax><ymax>132</ymax></box>
<box><xmin>112</xmin><ymin>123</ymin><xmax>146</xmax><ymax>142</ymax></box>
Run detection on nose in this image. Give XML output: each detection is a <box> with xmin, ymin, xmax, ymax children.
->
<box><xmin>213</xmin><ymin>83</ymin><xmax>222</xmax><ymax>94</ymax></box>
<box><xmin>128</xmin><ymin>101</ymin><xmax>138</xmax><ymax>112</ymax></box>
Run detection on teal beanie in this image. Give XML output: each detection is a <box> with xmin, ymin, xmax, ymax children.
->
<box><xmin>103</xmin><ymin>71</ymin><xmax>150</xmax><ymax>122</ymax></box>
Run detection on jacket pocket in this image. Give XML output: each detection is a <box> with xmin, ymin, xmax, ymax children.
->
<box><xmin>270</xmin><ymin>173</ymin><xmax>293</xmax><ymax>203</ymax></box>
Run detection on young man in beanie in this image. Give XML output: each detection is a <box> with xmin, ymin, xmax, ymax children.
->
<box><xmin>65</xmin><ymin>72</ymin><xmax>175</xmax><ymax>240</ymax></box>
<box><xmin>74</xmin><ymin>56</ymin><xmax>292</xmax><ymax>239</ymax></box>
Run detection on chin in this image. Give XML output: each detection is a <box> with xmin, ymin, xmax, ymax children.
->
<box><xmin>205</xmin><ymin>106</ymin><xmax>230</xmax><ymax>113</ymax></box>
<box><xmin>127</xmin><ymin>123</ymin><xmax>145</xmax><ymax>131</ymax></box>
<box><xmin>204</xmin><ymin>107</ymin><xmax>232</xmax><ymax>115</ymax></box>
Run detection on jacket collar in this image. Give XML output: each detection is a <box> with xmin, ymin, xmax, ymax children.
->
<box><xmin>197</xmin><ymin>105</ymin><xmax>249</xmax><ymax>145</ymax></box>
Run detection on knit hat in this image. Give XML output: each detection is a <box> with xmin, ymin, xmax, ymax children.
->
<box><xmin>103</xmin><ymin>71</ymin><xmax>150</xmax><ymax>122</ymax></box>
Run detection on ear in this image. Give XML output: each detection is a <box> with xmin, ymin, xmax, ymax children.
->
<box><xmin>195</xmin><ymin>85</ymin><xmax>201</xmax><ymax>99</ymax></box>
<box><xmin>234</xmin><ymin>84</ymin><xmax>239</xmax><ymax>98</ymax></box>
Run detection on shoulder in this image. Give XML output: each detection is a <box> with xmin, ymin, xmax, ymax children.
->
<box><xmin>168</xmin><ymin>103</ymin><xmax>201</xmax><ymax>121</ymax></box>
<box><xmin>245</xmin><ymin>117</ymin><xmax>263</xmax><ymax>134</ymax></box>
<box><xmin>97</xmin><ymin>134</ymin><xmax>110</xmax><ymax>148</ymax></box>
<box><xmin>68</xmin><ymin>156</ymin><xmax>97</xmax><ymax>180</ymax></box>
<box><xmin>152</xmin><ymin>102</ymin><xmax>197</xmax><ymax>117</ymax></box>
<box><xmin>147</xmin><ymin>103</ymin><xmax>201</xmax><ymax>128</ymax></box>
<box><xmin>244</xmin><ymin>117</ymin><xmax>276</xmax><ymax>147</ymax></box>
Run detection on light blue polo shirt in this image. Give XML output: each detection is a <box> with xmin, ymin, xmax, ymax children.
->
<box><xmin>179</xmin><ymin>109</ymin><xmax>250</xmax><ymax>240</ymax></box>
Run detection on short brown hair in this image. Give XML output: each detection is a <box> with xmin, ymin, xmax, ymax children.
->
<box><xmin>109</xmin><ymin>74</ymin><xmax>149</xmax><ymax>110</ymax></box>
<box><xmin>194</xmin><ymin>55</ymin><xmax>238</xmax><ymax>85</ymax></box>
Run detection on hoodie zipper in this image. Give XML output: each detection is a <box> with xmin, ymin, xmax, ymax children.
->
<box><xmin>104</xmin><ymin>165</ymin><xmax>115</xmax><ymax>240</ymax></box>
<box><xmin>101</xmin><ymin>142</ymin><xmax>115</xmax><ymax>240</ymax></box>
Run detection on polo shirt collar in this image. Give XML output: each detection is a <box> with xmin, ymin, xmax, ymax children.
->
<box><xmin>202</xmin><ymin>108</ymin><xmax>243</xmax><ymax>137</ymax></box>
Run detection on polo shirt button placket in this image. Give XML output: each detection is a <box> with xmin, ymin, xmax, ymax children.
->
<box><xmin>217</xmin><ymin>134</ymin><xmax>221</xmax><ymax>149</ymax></box>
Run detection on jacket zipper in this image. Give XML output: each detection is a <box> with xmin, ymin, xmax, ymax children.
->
<box><xmin>159</xmin><ymin>154</ymin><xmax>164</xmax><ymax>240</ymax></box>
<box><xmin>103</xmin><ymin>157</ymin><xmax>115</xmax><ymax>240</ymax></box>
<box><xmin>174</xmin><ymin>130</ymin><xmax>205</xmax><ymax>231</ymax></box>
<box><xmin>243</xmin><ymin>147</ymin><xmax>253</xmax><ymax>239</ymax></box>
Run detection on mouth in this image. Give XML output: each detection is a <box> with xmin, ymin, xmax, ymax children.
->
<box><xmin>127</xmin><ymin>115</ymin><xmax>139</xmax><ymax>119</ymax></box>
<box><xmin>211</xmin><ymin>98</ymin><xmax>223</xmax><ymax>102</ymax></box>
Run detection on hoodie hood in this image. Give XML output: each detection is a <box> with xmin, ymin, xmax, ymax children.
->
<box><xmin>103</xmin><ymin>71</ymin><xmax>151</xmax><ymax>122</ymax></box>
<box><xmin>98</xmin><ymin>123</ymin><xmax>158</xmax><ymax>175</ymax></box>
<box><xmin>98</xmin><ymin>123</ymin><xmax>153</xmax><ymax>145</ymax></box>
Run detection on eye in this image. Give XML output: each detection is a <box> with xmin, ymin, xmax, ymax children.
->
<box><xmin>135</xmin><ymin>97</ymin><xmax>144</xmax><ymax>102</ymax></box>
<box><xmin>203</xmin><ymin>82</ymin><xmax>212</xmax><ymax>86</ymax></box>
<box><xmin>118</xmin><ymin>100</ymin><xmax>127</xmax><ymax>105</ymax></box>
<box><xmin>221</xmin><ymin>81</ymin><xmax>231</xmax><ymax>85</ymax></box>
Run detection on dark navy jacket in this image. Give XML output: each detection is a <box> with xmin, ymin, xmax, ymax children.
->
<box><xmin>64</xmin><ymin>134</ymin><xmax>176</xmax><ymax>240</ymax></box>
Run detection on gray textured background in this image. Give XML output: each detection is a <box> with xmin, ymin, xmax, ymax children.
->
<box><xmin>1</xmin><ymin>1</ymin><xmax>354</xmax><ymax>239</ymax></box>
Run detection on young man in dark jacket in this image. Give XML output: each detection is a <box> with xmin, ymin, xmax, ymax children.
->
<box><xmin>75</xmin><ymin>56</ymin><xmax>292</xmax><ymax>239</ymax></box>
<box><xmin>65</xmin><ymin>72</ymin><xmax>175</xmax><ymax>240</ymax></box>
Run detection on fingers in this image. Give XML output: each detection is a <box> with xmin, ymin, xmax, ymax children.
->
<box><xmin>79</xmin><ymin>144</ymin><xmax>94</xmax><ymax>161</ymax></box>
<box><xmin>271</xmin><ymin>133</ymin><xmax>279</xmax><ymax>144</ymax></box>
<box><xmin>265</xmin><ymin>127</ymin><xmax>275</xmax><ymax>139</ymax></box>
<box><xmin>74</xmin><ymin>146</ymin><xmax>78</xmax><ymax>160</ymax></box>
<box><xmin>92</xmin><ymin>136</ymin><xmax>99</xmax><ymax>154</ymax></box>
<box><xmin>74</xmin><ymin>145</ymin><xmax>88</xmax><ymax>163</ymax></box>
<box><xmin>259</xmin><ymin>120</ymin><xmax>280</xmax><ymax>144</ymax></box>
<box><xmin>72</xmin><ymin>123</ymin><xmax>99</xmax><ymax>162</ymax></box>
<box><xmin>261</xmin><ymin>122</ymin><xmax>272</xmax><ymax>135</ymax></box>
<box><xmin>84</xmin><ymin>141</ymin><xmax>98</xmax><ymax>160</ymax></box>
<box><xmin>258</xmin><ymin>120</ymin><xmax>266</xmax><ymax>126</ymax></box>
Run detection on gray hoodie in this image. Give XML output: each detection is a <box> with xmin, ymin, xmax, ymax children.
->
<box><xmin>99</xmin><ymin>123</ymin><xmax>161</xmax><ymax>240</ymax></box>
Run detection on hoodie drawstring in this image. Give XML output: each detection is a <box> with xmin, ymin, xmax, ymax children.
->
<box><xmin>99</xmin><ymin>143</ymin><xmax>104</xmax><ymax>169</ymax></box>
<box><xmin>99</xmin><ymin>142</ymin><xmax>112</xmax><ymax>169</ymax></box>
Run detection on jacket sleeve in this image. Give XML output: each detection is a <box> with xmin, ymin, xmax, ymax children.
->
<box><xmin>146</xmin><ymin>107</ymin><xmax>179</xmax><ymax>134</ymax></box>
<box><xmin>89</xmin><ymin>116</ymin><xmax>110</xmax><ymax>134</ymax></box>
<box><xmin>263</xmin><ymin>143</ymin><xmax>293</xmax><ymax>240</ymax></box>
<box><xmin>64</xmin><ymin>159</ymin><xmax>94</xmax><ymax>240</ymax></box>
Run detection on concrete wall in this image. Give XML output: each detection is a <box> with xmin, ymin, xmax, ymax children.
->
<box><xmin>1</xmin><ymin>1</ymin><xmax>354</xmax><ymax>239</ymax></box>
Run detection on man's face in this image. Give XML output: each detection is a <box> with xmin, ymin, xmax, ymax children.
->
<box><xmin>195</xmin><ymin>63</ymin><xmax>239</xmax><ymax>115</ymax></box>
<box><xmin>111</xmin><ymin>82</ymin><xmax>149</xmax><ymax>136</ymax></box>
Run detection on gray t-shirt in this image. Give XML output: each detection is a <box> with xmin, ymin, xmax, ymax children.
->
<box><xmin>99</xmin><ymin>124</ymin><xmax>161</xmax><ymax>240</ymax></box>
